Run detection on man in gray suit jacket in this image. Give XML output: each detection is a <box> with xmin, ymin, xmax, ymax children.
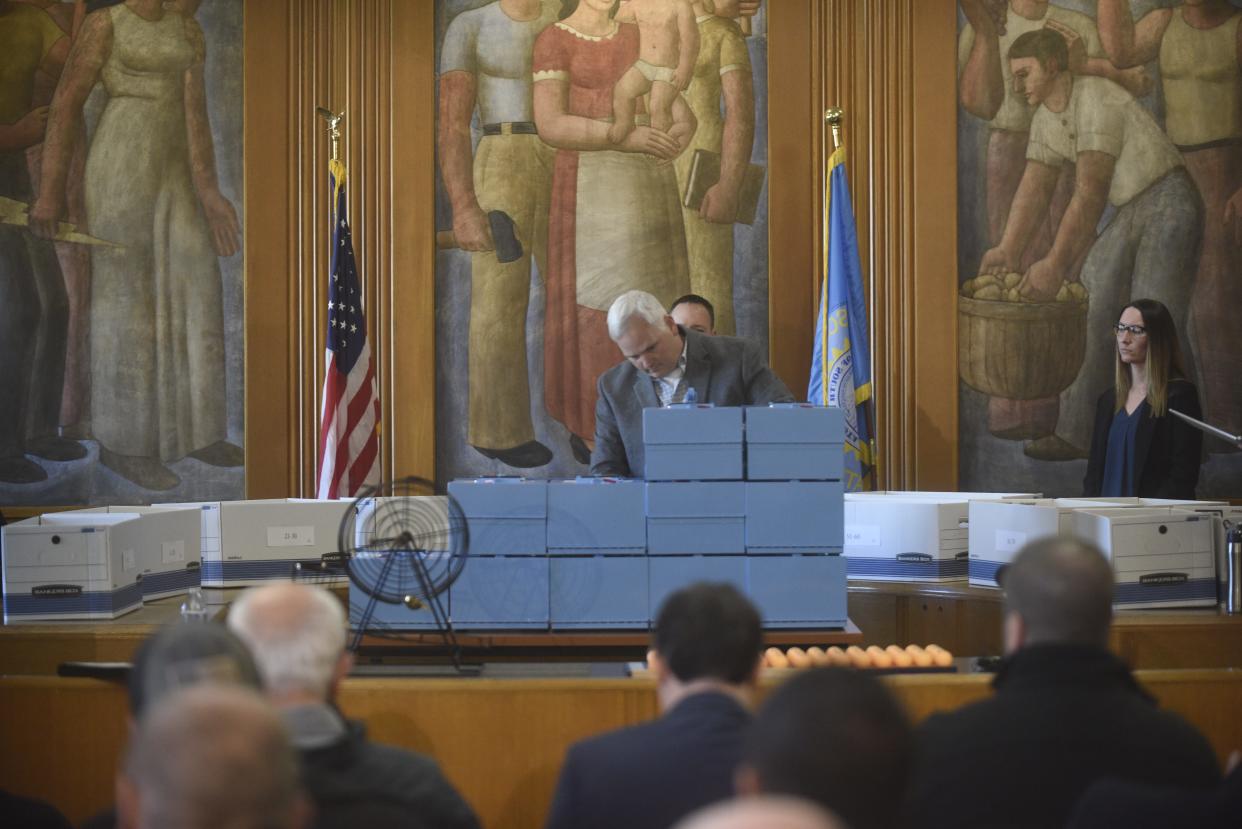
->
<box><xmin>590</xmin><ymin>291</ymin><xmax>793</xmax><ymax>478</ymax></box>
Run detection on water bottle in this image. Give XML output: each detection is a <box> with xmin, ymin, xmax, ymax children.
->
<box><xmin>180</xmin><ymin>586</ymin><xmax>209</xmax><ymax>623</ymax></box>
<box><xmin>1224</xmin><ymin>521</ymin><xmax>1242</xmax><ymax>615</ymax></box>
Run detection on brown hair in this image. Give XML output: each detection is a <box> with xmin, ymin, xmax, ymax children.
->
<box><xmin>1114</xmin><ymin>298</ymin><xmax>1187</xmax><ymax>417</ymax></box>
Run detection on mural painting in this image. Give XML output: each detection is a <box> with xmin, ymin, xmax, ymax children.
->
<box><xmin>0</xmin><ymin>0</ymin><xmax>244</xmax><ymax>506</ymax></box>
<box><xmin>957</xmin><ymin>0</ymin><xmax>1242</xmax><ymax>498</ymax></box>
<box><xmin>434</xmin><ymin>0</ymin><xmax>770</xmax><ymax>482</ymax></box>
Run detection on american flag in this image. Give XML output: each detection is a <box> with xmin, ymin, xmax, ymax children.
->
<box><xmin>316</xmin><ymin>159</ymin><xmax>380</xmax><ymax>498</ymax></box>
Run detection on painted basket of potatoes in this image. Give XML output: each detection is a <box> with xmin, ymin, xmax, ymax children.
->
<box><xmin>958</xmin><ymin>272</ymin><xmax>1088</xmax><ymax>400</ymax></box>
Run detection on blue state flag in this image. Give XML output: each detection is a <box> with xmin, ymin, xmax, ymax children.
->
<box><xmin>808</xmin><ymin>146</ymin><xmax>872</xmax><ymax>491</ymax></box>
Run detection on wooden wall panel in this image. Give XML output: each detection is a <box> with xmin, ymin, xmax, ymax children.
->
<box><xmin>5</xmin><ymin>671</ymin><xmax>1240</xmax><ymax>827</ymax></box>
<box><xmin>819</xmin><ymin>0</ymin><xmax>959</xmax><ymax>490</ymax></box>
<box><xmin>244</xmin><ymin>1</ymin><xmax>435</xmax><ymax>498</ymax></box>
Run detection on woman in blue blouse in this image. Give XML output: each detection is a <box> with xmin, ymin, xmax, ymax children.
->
<box><xmin>1083</xmin><ymin>299</ymin><xmax>1203</xmax><ymax>499</ymax></box>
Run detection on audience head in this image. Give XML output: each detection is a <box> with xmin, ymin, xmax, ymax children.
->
<box><xmin>227</xmin><ymin>583</ymin><xmax>351</xmax><ymax>704</ymax></box>
<box><xmin>117</xmin><ymin>685</ymin><xmax>308</xmax><ymax>829</ymax></box>
<box><xmin>606</xmin><ymin>290</ymin><xmax>684</xmax><ymax>379</ymax></box>
<box><xmin>650</xmin><ymin>582</ymin><xmax>763</xmax><ymax>696</ymax></box>
<box><xmin>128</xmin><ymin>621</ymin><xmax>262</xmax><ymax>719</ymax></box>
<box><xmin>671</xmin><ymin>293</ymin><xmax>716</xmax><ymax>335</ymax></box>
<box><xmin>739</xmin><ymin>667</ymin><xmax>914</xmax><ymax>829</ymax></box>
<box><xmin>674</xmin><ymin>796</ymin><xmax>847</xmax><ymax>829</ymax></box>
<box><xmin>1000</xmin><ymin>536</ymin><xmax>1114</xmax><ymax>654</ymax></box>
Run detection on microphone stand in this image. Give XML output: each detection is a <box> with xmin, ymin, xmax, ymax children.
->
<box><xmin>1168</xmin><ymin>409</ymin><xmax>1242</xmax><ymax>448</ymax></box>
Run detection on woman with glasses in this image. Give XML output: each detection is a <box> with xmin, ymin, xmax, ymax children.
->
<box><xmin>1083</xmin><ymin>299</ymin><xmax>1203</xmax><ymax>498</ymax></box>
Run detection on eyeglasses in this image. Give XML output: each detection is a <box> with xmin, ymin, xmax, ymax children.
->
<box><xmin>1113</xmin><ymin>323</ymin><xmax>1147</xmax><ymax>337</ymax></box>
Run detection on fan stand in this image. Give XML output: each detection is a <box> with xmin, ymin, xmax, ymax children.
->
<box><xmin>348</xmin><ymin>532</ymin><xmax>480</xmax><ymax>675</ymax></box>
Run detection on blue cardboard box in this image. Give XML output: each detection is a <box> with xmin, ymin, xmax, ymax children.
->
<box><xmin>550</xmin><ymin>556</ymin><xmax>649</xmax><ymax>629</ymax></box>
<box><xmin>646</xmin><ymin>482</ymin><xmax>746</xmax><ymax>554</ymax></box>
<box><xmin>643</xmin><ymin>405</ymin><xmax>743</xmax><ymax>480</ymax></box>
<box><xmin>745</xmin><ymin>481</ymin><xmax>844</xmax><ymax>553</ymax></box>
<box><xmin>547</xmin><ymin>478</ymin><xmax>646</xmax><ymax>554</ymax></box>
<box><xmin>348</xmin><ymin>565</ymin><xmax>442</xmax><ymax>631</ymax></box>
<box><xmin>648</xmin><ymin>555</ymin><xmax>748</xmax><ymax>622</ymax></box>
<box><xmin>747</xmin><ymin>554</ymin><xmax>847</xmax><ymax>627</ymax></box>
<box><xmin>450</xmin><ymin>556</ymin><xmax>549</xmax><ymax>629</ymax></box>
<box><xmin>448</xmin><ymin>478</ymin><xmax>547</xmax><ymax>556</ymax></box>
<box><xmin>745</xmin><ymin>405</ymin><xmax>845</xmax><ymax>481</ymax></box>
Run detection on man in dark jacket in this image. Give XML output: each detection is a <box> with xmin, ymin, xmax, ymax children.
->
<box><xmin>229</xmin><ymin>583</ymin><xmax>479</xmax><ymax>829</ymax></box>
<box><xmin>544</xmin><ymin>582</ymin><xmax>764</xmax><ymax>829</ymax></box>
<box><xmin>908</xmin><ymin>536</ymin><xmax>1221</xmax><ymax>829</ymax></box>
<box><xmin>591</xmin><ymin>290</ymin><xmax>792</xmax><ymax>477</ymax></box>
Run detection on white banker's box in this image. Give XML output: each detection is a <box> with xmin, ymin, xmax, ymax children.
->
<box><xmin>1171</xmin><ymin>505</ymin><xmax>1242</xmax><ymax>605</ymax></box>
<box><xmin>155</xmin><ymin>499</ymin><xmax>353</xmax><ymax>587</ymax></box>
<box><xmin>1074</xmin><ymin>509</ymin><xmax>1216</xmax><ymax>609</ymax></box>
<box><xmin>2</xmin><ymin>514</ymin><xmax>145</xmax><ymax>622</ymax></box>
<box><xmin>53</xmin><ymin>506</ymin><xmax>203</xmax><ymax>600</ymax></box>
<box><xmin>844</xmin><ymin>492</ymin><xmax>1037</xmax><ymax>583</ymax></box>
<box><xmin>969</xmin><ymin>498</ymin><xmax>1227</xmax><ymax>589</ymax></box>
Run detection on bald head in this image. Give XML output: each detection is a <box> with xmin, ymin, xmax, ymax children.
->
<box><xmin>227</xmin><ymin>583</ymin><xmax>348</xmax><ymax>700</ymax></box>
<box><xmin>674</xmin><ymin>797</ymin><xmax>847</xmax><ymax>829</ymax></box>
<box><xmin>120</xmin><ymin>685</ymin><xmax>305</xmax><ymax>829</ymax></box>
<box><xmin>1001</xmin><ymin>537</ymin><xmax>1114</xmax><ymax>651</ymax></box>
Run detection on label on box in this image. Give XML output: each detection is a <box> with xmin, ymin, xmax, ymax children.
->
<box><xmin>162</xmin><ymin>540</ymin><xmax>185</xmax><ymax>564</ymax></box>
<box><xmin>123</xmin><ymin>549</ymin><xmax>136</xmax><ymax>571</ymax></box>
<box><xmin>845</xmin><ymin>524</ymin><xmax>880</xmax><ymax>547</ymax></box>
<box><xmin>267</xmin><ymin>526</ymin><xmax>315</xmax><ymax>547</ymax></box>
<box><xmin>995</xmin><ymin>530</ymin><xmax>1028</xmax><ymax>553</ymax></box>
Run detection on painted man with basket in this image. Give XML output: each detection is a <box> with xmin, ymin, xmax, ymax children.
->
<box><xmin>979</xmin><ymin>27</ymin><xmax>1202</xmax><ymax>461</ymax></box>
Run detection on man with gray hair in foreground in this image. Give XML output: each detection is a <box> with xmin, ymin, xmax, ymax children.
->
<box><xmin>116</xmin><ymin>685</ymin><xmax>309</xmax><ymax>829</ymax></box>
<box><xmin>673</xmin><ymin>796</ymin><xmax>847</xmax><ymax>829</ymax></box>
<box><xmin>592</xmin><ymin>289</ymin><xmax>793</xmax><ymax>477</ymax></box>
<box><xmin>228</xmin><ymin>583</ymin><xmax>481</xmax><ymax>829</ymax></box>
<box><xmin>908</xmin><ymin>537</ymin><xmax>1220</xmax><ymax>829</ymax></box>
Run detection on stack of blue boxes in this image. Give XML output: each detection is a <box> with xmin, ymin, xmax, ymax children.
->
<box><xmin>396</xmin><ymin>404</ymin><xmax>845</xmax><ymax>632</ymax></box>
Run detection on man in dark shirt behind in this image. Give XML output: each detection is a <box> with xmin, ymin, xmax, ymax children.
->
<box><xmin>544</xmin><ymin>582</ymin><xmax>764</xmax><ymax>829</ymax></box>
<box><xmin>908</xmin><ymin>536</ymin><xmax>1221</xmax><ymax>828</ymax></box>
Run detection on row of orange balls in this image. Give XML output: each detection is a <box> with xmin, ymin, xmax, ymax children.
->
<box><xmin>762</xmin><ymin>644</ymin><xmax>954</xmax><ymax>670</ymax></box>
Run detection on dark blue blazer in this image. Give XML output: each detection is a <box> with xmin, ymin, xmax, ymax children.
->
<box><xmin>543</xmin><ymin>691</ymin><xmax>751</xmax><ymax>829</ymax></box>
<box><xmin>1083</xmin><ymin>379</ymin><xmax>1203</xmax><ymax>499</ymax></box>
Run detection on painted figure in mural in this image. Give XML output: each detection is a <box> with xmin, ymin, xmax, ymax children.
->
<box><xmin>1097</xmin><ymin>0</ymin><xmax>1242</xmax><ymax>447</ymax></box>
<box><xmin>608</xmin><ymin>0</ymin><xmax>698</xmax><ymax>143</ymax></box>
<box><xmin>533</xmin><ymin>0</ymin><xmax>695</xmax><ymax>464</ymax></box>
<box><xmin>958</xmin><ymin>0</ymin><xmax>1151</xmax><ymax>453</ymax></box>
<box><xmin>980</xmin><ymin>28</ymin><xmax>1202</xmax><ymax>461</ymax></box>
<box><xmin>0</xmin><ymin>0</ymin><xmax>75</xmax><ymax>484</ymax></box>
<box><xmin>17</xmin><ymin>0</ymin><xmax>93</xmax><ymax>437</ymax></box>
<box><xmin>32</xmin><ymin>0</ymin><xmax>241</xmax><ymax>491</ymax></box>
<box><xmin>671</xmin><ymin>0</ymin><xmax>757</xmax><ymax>337</ymax></box>
<box><xmin>438</xmin><ymin>0</ymin><xmax>560</xmax><ymax>469</ymax></box>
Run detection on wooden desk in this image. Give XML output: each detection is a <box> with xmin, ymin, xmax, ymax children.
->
<box><xmin>3</xmin><ymin>668</ymin><xmax>1239</xmax><ymax>829</ymax></box>
<box><xmin>0</xmin><ymin>590</ymin><xmax>860</xmax><ymax>675</ymax></box>
<box><xmin>848</xmin><ymin>580</ymin><xmax>1242</xmax><ymax>668</ymax></box>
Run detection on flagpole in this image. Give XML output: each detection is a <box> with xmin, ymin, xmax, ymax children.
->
<box><xmin>822</xmin><ymin>107</ymin><xmax>878</xmax><ymax>490</ymax></box>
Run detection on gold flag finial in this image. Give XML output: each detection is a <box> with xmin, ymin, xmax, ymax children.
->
<box><xmin>316</xmin><ymin>106</ymin><xmax>344</xmax><ymax>161</ymax></box>
<box><xmin>825</xmin><ymin>108</ymin><xmax>844</xmax><ymax>151</ymax></box>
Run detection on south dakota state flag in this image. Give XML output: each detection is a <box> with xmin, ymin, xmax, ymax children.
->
<box><xmin>808</xmin><ymin>145</ymin><xmax>872</xmax><ymax>491</ymax></box>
